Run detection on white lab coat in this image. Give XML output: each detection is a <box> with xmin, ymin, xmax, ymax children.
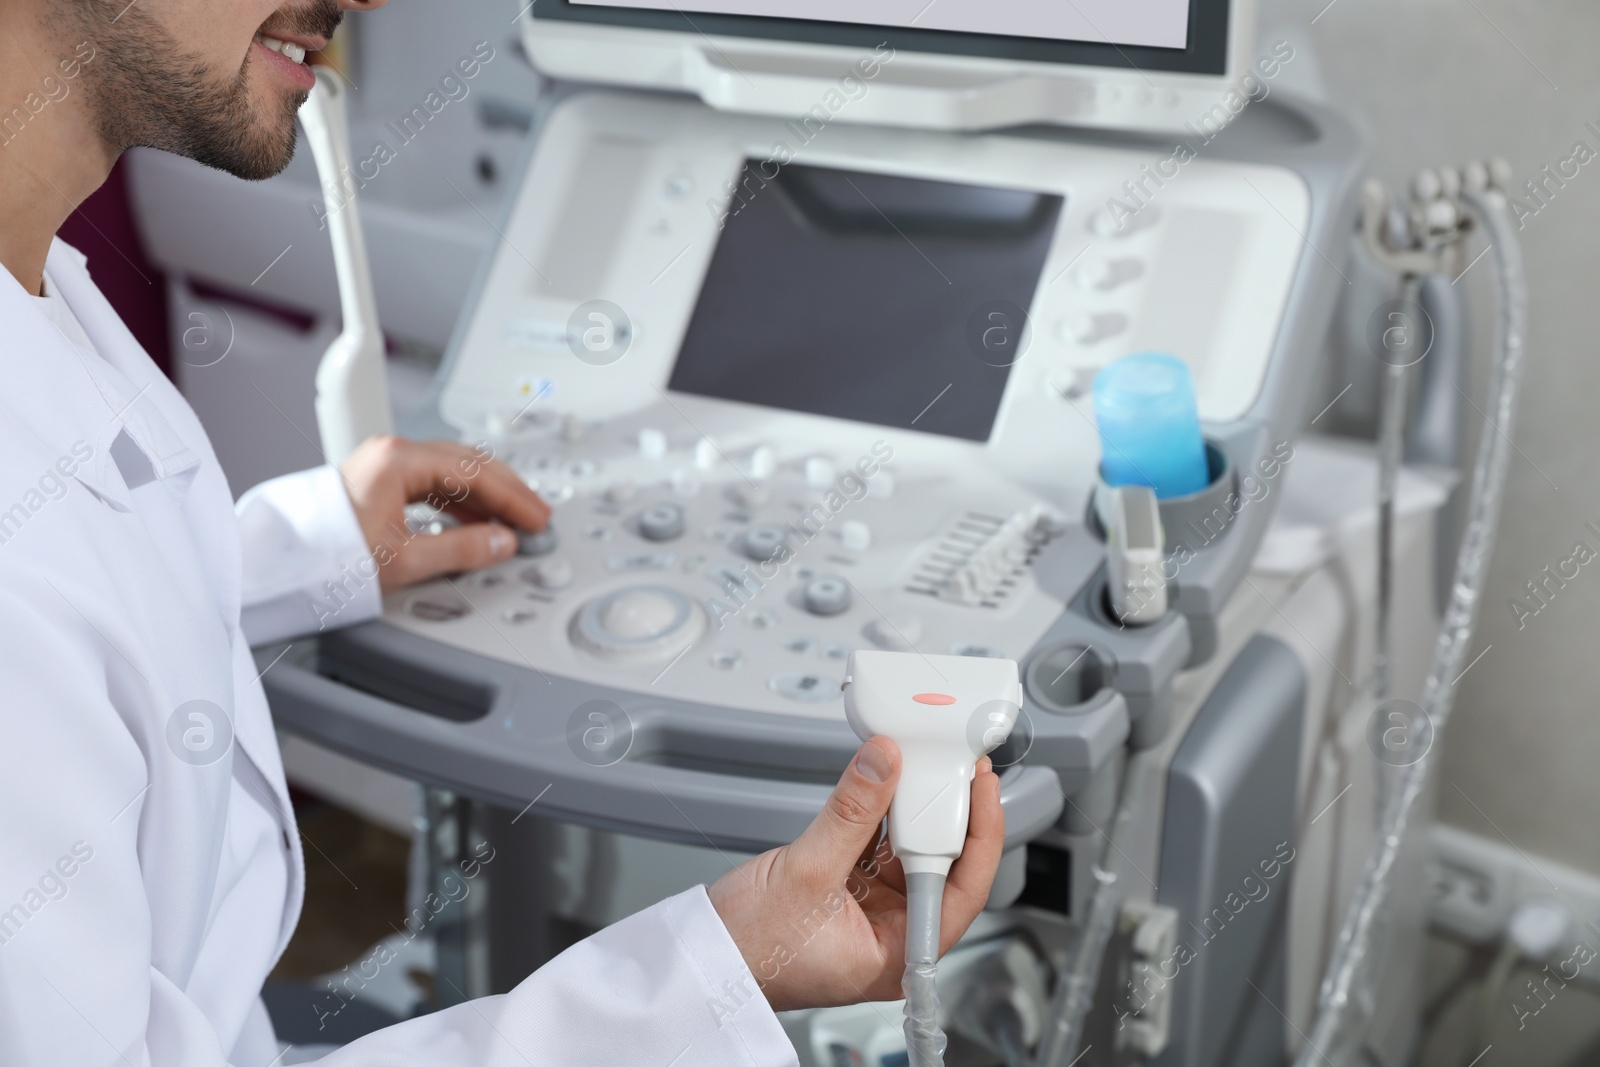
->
<box><xmin>0</xmin><ymin>239</ymin><xmax>797</xmax><ymax>1067</ymax></box>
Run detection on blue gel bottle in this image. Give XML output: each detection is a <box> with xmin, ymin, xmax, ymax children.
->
<box><xmin>1092</xmin><ymin>352</ymin><xmax>1211</xmax><ymax>499</ymax></box>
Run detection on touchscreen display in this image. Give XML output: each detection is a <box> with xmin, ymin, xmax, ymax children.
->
<box><xmin>666</xmin><ymin>161</ymin><xmax>1063</xmax><ymax>443</ymax></box>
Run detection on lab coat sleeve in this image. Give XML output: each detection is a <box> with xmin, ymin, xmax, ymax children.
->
<box><xmin>319</xmin><ymin>885</ymin><xmax>799</xmax><ymax>1067</ymax></box>
<box><xmin>236</xmin><ymin>465</ymin><xmax>381</xmax><ymax>645</ymax></box>
<box><xmin>0</xmin><ymin>570</ymin><xmax>796</xmax><ymax>1067</ymax></box>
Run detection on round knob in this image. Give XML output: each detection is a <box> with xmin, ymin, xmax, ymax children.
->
<box><xmin>525</xmin><ymin>558</ymin><xmax>573</xmax><ymax>590</ymax></box>
<box><xmin>839</xmin><ymin>520</ymin><xmax>872</xmax><ymax>553</ymax></box>
<box><xmin>638</xmin><ymin>428</ymin><xmax>667</xmax><ymax>460</ymax></box>
<box><xmin>600</xmin><ymin>589</ymin><xmax>681</xmax><ymax>639</ymax></box>
<box><xmin>1073</xmin><ymin>256</ymin><xmax>1114</xmax><ymax>291</ymax></box>
<box><xmin>803</xmin><ymin>576</ymin><xmax>852</xmax><ymax>616</ymax></box>
<box><xmin>570</xmin><ymin>585</ymin><xmax>706</xmax><ymax>665</ymax></box>
<box><xmin>804</xmin><ymin>456</ymin><xmax>835</xmax><ymax>489</ymax></box>
<box><xmin>1412</xmin><ymin>168</ymin><xmax>1442</xmax><ymax>201</ymax></box>
<box><xmin>1050</xmin><ymin>366</ymin><xmax>1100</xmax><ymax>401</ymax></box>
<box><xmin>749</xmin><ymin>445</ymin><xmax>776</xmax><ymax>480</ymax></box>
<box><xmin>865</xmin><ymin>612</ymin><xmax>923</xmax><ymax>651</ymax></box>
<box><xmin>742</xmin><ymin>523</ymin><xmax>790</xmax><ymax>562</ymax></box>
<box><xmin>1059</xmin><ymin>312</ymin><xmax>1096</xmax><ymax>345</ymax></box>
<box><xmin>694</xmin><ymin>437</ymin><xmax>719</xmax><ymax>470</ymax></box>
<box><xmin>1087</xmin><ymin>208</ymin><xmax>1120</xmax><ymax>237</ymax></box>
<box><xmin>638</xmin><ymin>503</ymin><xmax>685</xmax><ymax>542</ymax></box>
<box><xmin>1058</xmin><ymin>312</ymin><xmax>1127</xmax><ymax>346</ymax></box>
<box><xmin>517</xmin><ymin>527</ymin><xmax>559</xmax><ymax>557</ymax></box>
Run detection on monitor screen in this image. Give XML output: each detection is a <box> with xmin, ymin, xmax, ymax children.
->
<box><xmin>533</xmin><ymin>0</ymin><xmax>1227</xmax><ymax>75</ymax></box>
<box><xmin>570</xmin><ymin>0</ymin><xmax>1188</xmax><ymax>50</ymax></box>
<box><xmin>666</xmin><ymin>161</ymin><xmax>1063</xmax><ymax>443</ymax></box>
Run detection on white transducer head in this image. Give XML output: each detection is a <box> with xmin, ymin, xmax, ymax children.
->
<box><xmin>843</xmin><ymin>650</ymin><xmax>1022</xmax><ymax>878</ymax></box>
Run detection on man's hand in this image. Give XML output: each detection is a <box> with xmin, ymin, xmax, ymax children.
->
<box><xmin>707</xmin><ymin>737</ymin><xmax>1004</xmax><ymax>1012</ymax></box>
<box><xmin>340</xmin><ymin>436</ymin><xmax>550</xmax><ymax>592</ymax></box>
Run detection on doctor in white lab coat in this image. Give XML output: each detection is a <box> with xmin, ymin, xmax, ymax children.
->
<box><xmin>0</xmin><ymin>0</ymin><xmax>1006</xmax><ymax>1064</ymax></box>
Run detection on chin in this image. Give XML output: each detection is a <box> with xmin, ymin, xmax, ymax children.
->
<box><xmin>211</xmin><ymin>91</ymin><xmax>307</xmax><ymax>181</ymax></box>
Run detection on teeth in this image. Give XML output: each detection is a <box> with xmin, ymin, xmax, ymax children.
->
<box><xmin>255</xmin><ymin>34</ymin><xmax>307</xmax><ymax>64</ymax></box>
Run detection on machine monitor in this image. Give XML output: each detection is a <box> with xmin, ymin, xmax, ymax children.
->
<box><xmin>558</xmin><ymin>0</ymin><xmax>1201</xmax><ymax>62</ymax></box>
<box><xmin>525</xmin><ymin>0</ymin><xmax>1258</xmax><ymax>134</ymax></box>
<box><xmin>667</xmin><ymin>161</ymin><xmax>1063</xmax><ymax>442</ymax></box>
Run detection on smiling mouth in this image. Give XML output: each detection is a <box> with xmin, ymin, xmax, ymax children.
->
<box><xmin>254</xmin><ymin>33</ymin><xmax>309</xmax><ymax>64</ymax></box>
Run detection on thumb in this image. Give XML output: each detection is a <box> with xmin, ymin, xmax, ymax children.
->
<box><xmin>387</xmin><ymin>522</ymin><xmax>517</xmax><ymax>587</ymax></box>
<box><xmin>788</xmin><ymin>738</ymin><xmax>900</xmax><ymax>881</ymax></box>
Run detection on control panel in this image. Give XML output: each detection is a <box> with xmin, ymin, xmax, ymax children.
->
<box><xmin>386</xmin><ymin>417</ymin><xmax>1067</xmax><ymax>718</ymax></box>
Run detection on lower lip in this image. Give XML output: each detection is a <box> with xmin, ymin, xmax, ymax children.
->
<box><xmin>253</xmin><ymin>39</ymin><xmax>316</xmax><ymax>91</ymax></box>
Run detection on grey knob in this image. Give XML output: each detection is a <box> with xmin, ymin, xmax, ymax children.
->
<box><xmin>803</xmin><ymin>576</ymin><xmax>852</xmax><ymax>616</ymax></box>
<box><xmin>517</xmin><ymin>527</ymin><xmax>559</xmax><ymax>557</ymax></box>
<box><xmin>638</xmin><ymin>503</ymin><xmax>685</xmax><ymax>542</ymax></box>
<box><xmin>741</xmin><ymin>523</ymin><xmax>789</xmax><ymax>562</ymax></box>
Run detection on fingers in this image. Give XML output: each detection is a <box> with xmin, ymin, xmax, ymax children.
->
<box><xmin>788</xmin><ymin>738</ymin><xmax>901</xmax><ymax>884</ymax></box>
<box><xmin>341</xmin><ymin>437</ymin><xmax>553</xmax><ymax>595</ymax></box>
<box><xmin>939</xmin><ymin>757</ymin><xmax>1004</xmax><ymax>953</ymax></box>
<box><xmin>444</xmin><ymin>458</ymin><xmax>551</xmax><ymax>534</ymax></box>
<box><xmin>386</xmin><ymin>522</ymin><xmax>518</xmax><ymax>587</ymax></box>
<box><xmin>398</xmin><ymin>440</ymin><xmax>551</xmax><ymax>533</ymax></box>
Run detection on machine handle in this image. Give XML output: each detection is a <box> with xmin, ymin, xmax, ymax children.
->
<box><xmin>262</xmin><ymin>640</ymin><xmax>1063</xmax><ymax>855</ymax></box>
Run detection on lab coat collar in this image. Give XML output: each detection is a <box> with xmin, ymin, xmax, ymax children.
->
<box><xmin>0</xmin><ymin>240</ymin><xmax>200</xmax><ymax>511</ymax></box>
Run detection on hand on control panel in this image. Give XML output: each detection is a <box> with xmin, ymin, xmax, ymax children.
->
<box><xmin>341</xmin><ymin>436</ymin><xmax>551</xmax><ymax>592</ymax></box>
<box><xmin>706</xmin><ymin>738</ymin><xmax>1004</xmax><ymax>1011</ymax></box>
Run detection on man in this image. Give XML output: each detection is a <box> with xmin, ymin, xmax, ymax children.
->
<box><xmin>0</xmin><ymin>1</ymin><xmax>1005</xmax><ymax>1064</ymax></box>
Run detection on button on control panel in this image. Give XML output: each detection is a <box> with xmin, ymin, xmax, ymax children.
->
<box><xmin>638</xmin><ymin>503</ymin><xmax>685</xmax><ymax>542</ymax></box>
<box><xmin>518</xmin><ymin>527</ymin><xmax>559</xmax><ymax>557</ymax></box>
<box><xmin>865</xmin><ymin>613</ymin><xmax>924</xmax><ymax>651</ymax></box>
<box><xmin>769</xmin><ymin>672</ymin><xmax>843</xmax><ymax>703</ymax></box>
<box><xmin>803</xmin><ymin>576</ymin><xmax>852</xmax><ymax>617</ymax></box>
<box><xmin>525</xmin><ymin>559</ymin><xmax>573</xmax><ymax>590</ymax></box>
<box><xmin>839</xmin><ymin>521</ymin><xmax>872</xmax><ymax>553</ymax></box>
<box><xmin>741</xmin><ymin>523</ymin><xmax>789</xmax><ymax>562</ymax></box>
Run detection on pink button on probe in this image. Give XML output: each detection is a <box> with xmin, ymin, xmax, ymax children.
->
<box><xmin>912</xmin><ymin>693</ymin><xmax>958</xmax><ymax>705</ymax></box>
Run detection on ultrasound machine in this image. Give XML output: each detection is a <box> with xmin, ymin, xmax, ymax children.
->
<box><xmin>257</xmin><ymin>1</ymin><xmax>1455</xmax><ymax>1063</ymax></box>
